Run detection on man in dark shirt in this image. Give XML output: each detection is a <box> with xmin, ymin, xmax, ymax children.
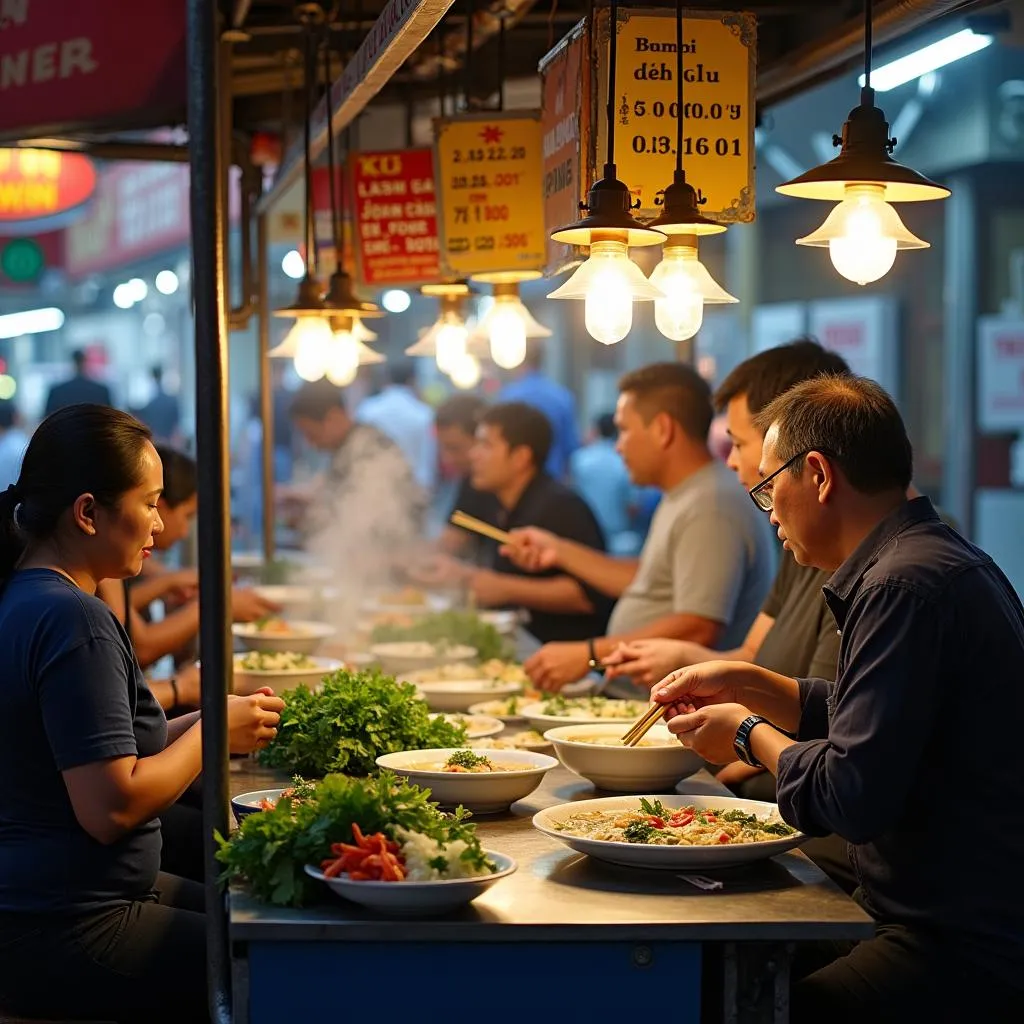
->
<box><xmin>135</xmin><ymin>366</ymin><xmax>182</xmax><ymax>444</ymax></box>
<box><xmin>44</xmin><ymin>349</ymin><xmax>113</xmax><ymax>415</ymax></box>
<box><xmin>445</xmin><ymin>401</ymin><xmax>609</xmax><ymax>644</ymax></box>
<box><xmin>654</xmin><ymin>375</ymin><xmax>1024</xmax><ymax>1021</ymax></box>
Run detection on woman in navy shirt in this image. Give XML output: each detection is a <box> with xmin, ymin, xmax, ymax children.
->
<box><xmin>0</xmin><ymin>405</ymin><xmax>284</xmax><ymax>1023</ymax></box>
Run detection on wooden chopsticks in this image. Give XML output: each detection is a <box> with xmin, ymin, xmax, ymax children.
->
<box><xmin>450</xmin><ymin>509</ymin><xmax>514</xmax><ymax>546</ymax></box>
<box><xmin>621</xmin><ymin>701</ymin><xmax>666</xmax><ymax>747</ymax></box>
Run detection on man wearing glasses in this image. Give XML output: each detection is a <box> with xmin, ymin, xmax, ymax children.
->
<box><xmin>653</xmin><ymin>375</ymin><xmax>1024</xmax><ymax>1021</ymax></box>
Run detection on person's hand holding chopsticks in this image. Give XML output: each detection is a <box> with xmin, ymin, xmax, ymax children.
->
<box><xmin>498</xmin><ymin>526</ymin><xmax>561</xmax><ymax>572</ymax></box>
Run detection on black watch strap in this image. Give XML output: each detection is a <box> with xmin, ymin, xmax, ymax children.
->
<box><xmin>587</xmin><ymin>638</ymin><xmax>604</xmax><ymax>675</ymax></box>
<box><xmin>734</xmin><ymin>715</ymin><xmax>769</xmax><ymax>768</ymax></box>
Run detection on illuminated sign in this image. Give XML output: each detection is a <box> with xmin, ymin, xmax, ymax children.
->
<box><xmin>0</xmin><ymin>148</ymin><xmax>96</xmax><ymax>230</ymax></box>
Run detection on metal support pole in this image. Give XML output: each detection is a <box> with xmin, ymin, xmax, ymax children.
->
<box><xmin>258</xmin><ymin>212</ymin><xmax>276</xmax><ymax>564</ymax></box>
<box><xmin>187</xmin><ymin>1</ymin><xmax>233</xmax><ymax>1022</ymax></box>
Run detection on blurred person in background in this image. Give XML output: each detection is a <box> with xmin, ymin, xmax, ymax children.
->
<box><xmin>0</xmin><ymin>399</ymin><xmax>28</xmax><ymax>491</ymax></box>
<box><xmin>356</xmin><ymin>362</ymin><xmax>437</xmax><ymax>491</ymax></box>
<box><xmin>134</xmin><ymin>366</ymin><xmax>182</xmax><ymax>446</ymax></box>
<box><xmin>44</xmin><ymin>349</ymin><xmax>112</xmax><ymax>415</ymax></box>
<box><xmin>498</xmin><ymin>342</ymin><xmax>579</xmax><ymax>480</ymax></box>
<box><xmin>503</xmin><ymin>363</ymin><xmax>775</xmax><ymax>692</ymax></box>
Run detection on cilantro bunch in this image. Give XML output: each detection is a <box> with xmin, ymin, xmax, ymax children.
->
<box><xmin>217</xmin><ymin>771</ymin><xmax>489</xmax><ymax>907</ymax></box>
<box><xmin>258</xmin><ymin>667</ymin><xmax>467</xmax><ymax>778</ymax></box>
<box><xmin>370</xmin><ymin>610</ymin><xmax>511</xmax><ymax>663</ymax></box>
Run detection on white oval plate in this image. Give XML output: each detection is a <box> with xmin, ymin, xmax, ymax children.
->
<box><xmin>361</xmin><ymin>593</ymin><xmax>452</xmax><ymax>617</ymax></box>
<box><xmin>304</xmin><ymin>850</ymin><xmax>516</xmax><ymax>916</ymax></box>
<box><xmin>413</xmin><ymin>679</ymin><xmax>521</xmax><ymax>713</ymax></box>
<box><xmin>430</xmin><ymin>712</ymin><xmax>505</xmax><ymax>740</ymax></box>
<box><xmin>533</xmin><ymin>794</ymin><xmax>805</xmax><ymax>870</ymax></box>
<box><xmin>518</xmin><ymin>698</ymin><xmax>651</xmax><ymax>732</ymax></box>
<box><xmin>232</xmin><ymin>653</ymin><xmax>343</xmax><ymax>695</ymax></box>
<box><xmin>232</xmin><ymin>620</ymin><xmax>336</xmax><ymax>655</ymax></box>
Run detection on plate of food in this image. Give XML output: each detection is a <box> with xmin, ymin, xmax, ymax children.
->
<box><xmin>468</xmin><ymin>695</ymin><xmax>533</xmax><ymax>722</ymax></box>
<box><xmin>430</xmin><ymin>713</ymin><xmax>505</xmax><ymax>740</ymax></box>
<box><xmin>369</xmin><ymin>641</ymin><xmax>477</xmax><ymax>675</ymax></box>
<box><xmin>361</xmin><ymin>588</ymin><xmax>451</xmax><ymax>617</ymax></box>
<box><xmin>231</xmin><ymin>779</ymin><xmax>317</xmax><ymax>821</ymax></box>
<box><xmin>252</xmin><ymin>584</ymin><xmax>339</xmax><ymax>619</ymax></box>
<box><xmin>544</xmin><ymin>723</ymin><xmax>703</xmax><ymax>791</ymax></box>
<box><xmin>533</xmin><ymin>795</ymin><xmax>805</xmax><ymax>869</ymax></box>
<box><xmin>413</xmin><ymin>679</ymin><xmax>522</xmax><ymax>713</ymax></box>
<box><xmin>404</xmin><ymin>659</ymin><xmax>530</xmax><ymax>687</ymax></box>
<box><xmin>518</xmin><ymin>696</ymin><xmax>652</xmax><ymax>732</ymax></box>
<box><xmin>475</xmin><ymin>730</ymin><xmax>553</xmax><ymax>754</ymax></box>
<box><xmin>233</xmin><ymin>618</ymin><xmax>336</xmax><ymax>655</ymax></box>
<box><xmin>232</xmin><ymin>651</ymin><xmax>342</xmax><ymax>695</ymax></box>
<box><xmin>376</xmin><ymin>748</ymin><xmax>558</xmax><ymax>814</ymax></box>
<box><xmin>304</xmin><ymin>831</ymin><xmax>516</xmax><ymax>916</ymax></box>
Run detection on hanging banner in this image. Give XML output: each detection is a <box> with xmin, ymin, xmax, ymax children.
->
<box><xmin>978</xmin><ymin>317</ymin><xmax>1024</xmax><ymax>433</ymax></box>
<box><xmin>0</xmin><ymin>0</ymin><xmax>186</xmax><ymax>140</ymax></box>
<box><xmin>593</xmin><ymin>7</ymin><xmax>756</xmax><ymax>222</ymax></box>
<box><xmin>350</xmin><ymin>147</ymin><xmax>441</xmax><ymax>287</ymax></box>
<box><xmin>0</xmin><ymin>148</ymin><xmax>96</xmax><ymax>234</ymax></box>
<box><xmin>434</xmin><ymin>111</ymin><xmax>546</xmax><ymax>279</ymax></box>
<box><xmin>540</xmin><ymin>21</ymin><xmax>592</xmax><ymax>277</ymax></box>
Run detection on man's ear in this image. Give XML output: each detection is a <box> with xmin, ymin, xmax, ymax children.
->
<box><xmin>806</xmin><ymin>451</ymin><xmax>835</xmax><ymax>505</ymax></box>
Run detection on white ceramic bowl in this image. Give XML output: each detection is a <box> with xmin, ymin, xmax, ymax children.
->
<box><xmin>414</xmin><ymin>679</ymin><xmax>522</xmax><ymax>713</ymax></box>
<box><xmin>376</xmin><ymin>747</ymin><xmax>558</xmax><ymax>814</ymax></box>
<box><xmin>468</xmin><ymin>698</ymin><xmax>530</xmax><ymax>722</ymax></box>
<box><xmin>544</xmin><ymin>723</ymin><xmax>703</xmax><ymax>791</ymax></box>
<box><xmin>474</xmin><ymin>731</ymin><xmax>554</xmax><ymax>755</ymax></box>
<box><xmin>253</xmin><ymin>584</ymin><xmax>339</xmax><ymax>619</ymax></box>
<box><xmin>369</xmin><ymin>642</ymin><xmax>477</xmax><ymax>675</ymax></box>
<box><xmin>518</xmin><ymin>698</ymin><xmax>651</xmax><ymax>732</ymax></box>
<box><xmin>533</xmin><ymin>794</ymin><xmax>806</xmax><ymax>870</ymax></box>
<box><xmin>231</xmin><ymin>788</ymin><xmax>289</xmax><ymax>821</ymax></box>
<box><xmin>232</xmin><ymin>653</ymin><xmax>343</xmax><ymax>695</ymax></box>
<box><xmin>478</xmin><ymin>610</ymin><xmax>519</xmax><ymax>635</ymax></box>
<box><xmin>303</xmin><ymin>851</ymin><xmax>516</xmax><ymax>916</ymax></box>
<box><xmin>361</xmin><ymin>592</ymin><xmax>452</xmax><ymax>617</ymax></box>
<box><xmin>430</xmin><ymin>713</ymin><xmax>505</xmax><ymax>740</ymax></box>
<box><xmin>232</xmin><ymin>620</ymin><xmax>336</xmax><ymax>655</ymax></box>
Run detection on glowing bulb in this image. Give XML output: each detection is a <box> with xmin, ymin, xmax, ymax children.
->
<box><xmin>324</xmin><ymin>329</ymin><xmax>360</xmax><ymax>386</ymax></box>
<box><xmin>548</xmin><ymin>238</ymin><xmax>664</xmax><ymax>346</ymax></box>
<box><xmin>155</xmin><ymin>270</ymin><xmax>179</xmax><ymax>295</ymax></box>
<box><xmin>435</xmin><ymin>319</ymin><xmax>468</xmax><ymax>374</ymax></box>
<box><xmin>281</xmin><ymin>249</ymin><xmax>305</xmax><ymax>280</ymax></box>
<box><xmin>381</xmin><ymin>289</ymin><xmax>412</xmax><ymax>313</ymax></box>
<box><xmin>289</xmin><ymin>317</ymin><xmax>334</xmax><ymax>381</ymax></box>
<box><xmin>796</xmin><ymin>183</ymin><xmax>928</xmax><ymax>286</ymax></box>
<box><xmin>449</xmin><ymin>352</ymin><xmax>481</xmax><ymax>389</ymax></box>
<box><xmin>127</xmin><ymin>278</ymin><xmax>148</xmax><ymax>302</ymax></box>
<box><xmin>649</xmin><ymin>244</ymin><xmax>738</xmax><ymax>342</ymax></box>
<box><xmin>113</xmin><ymin>283</ymin><xmax>135</xmax><ymax>309</ymax></box>
<box><xmin>488</xmin><ymin>304</ymin><xmax>527</xmax><ymax>369</ymax></box>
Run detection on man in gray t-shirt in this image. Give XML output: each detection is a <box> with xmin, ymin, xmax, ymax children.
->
<box><xmin>503</xmin><ymin>362</ymin><xmax>775</xmax><ymax>692</ymax></box>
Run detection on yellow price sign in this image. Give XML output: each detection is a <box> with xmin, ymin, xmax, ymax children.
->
<box><xmin>434</xmin><ymin>112</ymin><xmax>547</xmax><ymax>278</ymax></box>
<box><xmin>594</xmin><ymin>8</ymin><xmax>756</xmax><ymax>222</ymax></box>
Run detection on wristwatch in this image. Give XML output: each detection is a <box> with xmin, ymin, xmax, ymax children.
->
<box><xmin>587</xmin><ymin>638</ymin><xmax>604</xmax><ymax>675</ymax></box>
<box><xmin>734</xmin><ymin>715</ymin><xmax>770</xmax><ymax>768</ymax></box>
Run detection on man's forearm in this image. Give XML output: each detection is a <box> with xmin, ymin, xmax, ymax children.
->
<box><xmin>727</xmin><ymin>665</ymin><xmax>804</xmax><ymax>734</ymax></box>
<box><xmin>593</xmin><ymin>613</ymin><xmax>722</xmax><ymax>659</ymax></box>
<box><xmin>552</xmin><ymin>537</ymin><xmax>638</xmax><ymax>598</ymax></box>
<box><xmin>485</xmin><ymin>574</ymin><xmax>594</xmax><ymax>614</ymax></box>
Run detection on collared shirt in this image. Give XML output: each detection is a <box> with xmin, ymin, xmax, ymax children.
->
<box><xmin>498</xmin><ymin>371</ymin><xmax>580</xmax><ymax>480</ymax></box>
<box><xmin>484</xmin><ymin>472</ymin><xmax>611</xmax><ymax>644</ymax></box>
<box><xmin>776</xmin><ymin>498</ymin><xmax>1024</xmax><ymax>987</ymax></box>
<box><xmin>356</xmin><ymin>385</ymin><xmax>437</xmax><ymax>491</ymax></box>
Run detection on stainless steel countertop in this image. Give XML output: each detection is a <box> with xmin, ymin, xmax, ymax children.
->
<box><xmin>228</xmin><ymin>760</ymin><xmax>874</xmax><ymax>944</ymax></box>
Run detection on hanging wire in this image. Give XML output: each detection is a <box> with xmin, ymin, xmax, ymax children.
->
<box><xmin>863</xmin><ymin>0</ymin><xmax>873</xmax><ymax>91</ymax></box>
<box><xmin>497</xmin><ymin>12</ymin><xmax>506</xmax><ymax>111</ymax></box>
<box><xmin>323</xmin><ymin>28</ymin><xmax>342</xmax><ymax>274</ymax></box>
<box><xmin>606</xmin><ymin>0</ymin><xmax>618</xmax><ymax>169</ymax></box>
<box><xmin>675</xmin><ymin>0</ymin><xmax>683</xmax><ymax>173</ymax></box>
<box><xmin>464</xmin><ymin>0</ymin><xmax>475</xmax><ymax>111</ymax></box>
<box><xmin>302</xmin><ymin>25</ymin><xmax>317</xmax><ymax>278</ymax></box>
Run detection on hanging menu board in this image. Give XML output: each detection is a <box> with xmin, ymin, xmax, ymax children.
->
<box><xmin>539</xmin><ymin>21</ymin><xmax>592</xmax><ymax>277</ymax></box>
<box><xmin>593</xmin><ymin>8</ymin><xmax>756</xmax><ymax>221</ymax></box>
<box><xmin>350</xmin><ymin>148</ymin><xmax>441</xmax><ymax>287</ymax></box>
<box><xmin>434</xmin><ymin>111</ymin><xmax>547</xmax><ymax>278</ymax></box>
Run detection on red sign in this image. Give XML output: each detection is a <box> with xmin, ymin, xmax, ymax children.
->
<box><xmin>0</xmin><ymin>148</ymin><xmax>95</xmax><ymax>229</ymax></box>
<box><xmin>351</xmin><ymin>148</ymin><xmax>441</xmax><ymax>287</ymax></box>
<box><xmin>0</xmin><ymin>0</ymin><xmax>186</xmax><ymax>140</ymax></box>
<box><xmin>64</xmin><ymin>163</ymin><xmax>191</xmax><ymax>276</ymax></box>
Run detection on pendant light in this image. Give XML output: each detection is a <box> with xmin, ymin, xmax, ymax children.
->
<box><xmin>776</xmin><ymin>0</ymin><xmax>949</xmax><ymax>285</ymax></box>
<box><xmin>646</xmin><ymin>0</ymin><xmax>737</xmax><ymax>342</ymax></box>
<box><xmin>324</xmin><ymin>314</ymin><xmax>385</xmax><ymax>386</ymax></box>
<box><xmin>407</xmin><ymin>283</ymin><xmax>475</xmax><ymax>375</ymax></box>
<box><xmin>547</xmin><ymin>0</ymin><xmax>666</xmax><ymax>345</ymax></box>
<box><xmin>470</xmin><ymin>282</ymin><xmax>552</xmax><ymax>370</ymax></box>
<box><xmin>273</xmin><ymin>8</ymin><xmax>330</xmax><ymax>372</ymax></box>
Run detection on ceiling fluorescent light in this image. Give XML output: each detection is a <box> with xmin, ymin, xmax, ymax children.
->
<box><xmin>0</xmin><ymin>307</ymin><xmax>65</xmax><ymax>339</ymax></box>
<box><xmin>859</xmin><ymin>29</ymin><xmax>993</xmax><ymax>93</ymax></box>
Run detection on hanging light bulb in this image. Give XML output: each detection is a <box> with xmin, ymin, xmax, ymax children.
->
<box><xmin>449</xmin><ymin>351</ymin><xmax>482</xmax><ymax>389</ymax></box>
<box><xmin>350</xmin><ymin>316</ymin><xmax>377</xmax><ymax>342</ymax></box>
<box><xmin>407</xmin><ymin>284</ymin><xmax>475</xmax><ymax>373</ymax></box>
<box><xmin>649</xmin><ymin>240</ymin><xmax>738</xmax><ymax>341</ymax></box>
<box><xmin>548</xmin><ymin>237</ymin><xmax>663</xmax><ymax>346</ymax></box>
<box><xmin>486</xmin><ymin>303</ymin><xmax>527</xmax><ymax>369</ymax></box>
<box><xmin>324</xmin><ymin>325</ymin><xmax>361</xmax><ymax>386</ymax></box>
<box><xmin>795</xmin><ymin>183</ymin><xmax>927</xmax><ymax>286</ymax></box>
<box><xmin>293</xmin><ymin>317</ymin><xmax>334</xmax><ymax>381</ymax></box>
<box><xmin>271</xmin><ymin>315</ymin><xmax>332</xmax><ymax>361</ymax></box>
<box><xmin>435</xmin><ymin>315</ymin><xmax>469</xmax><ymax>374</ymax></box>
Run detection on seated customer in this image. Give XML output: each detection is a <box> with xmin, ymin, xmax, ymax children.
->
<box><xmin>504</xmin><ymin>363</ymin><xmax>775</xmax><ymax>691</ymax></box>
<box><xmin>436</xmin><ymin>402</ymin><xmax>610</xmax><ymax>645</ymax></box>
<box><xmin>0</xmin><ymin>404</ymin><xmax>283</xmax><ymax>1023</ymax></box>
<box><xmin>653</xmin><ymin>376</ymin><xmax>1024</xmax><ymax>1022</ymax></box>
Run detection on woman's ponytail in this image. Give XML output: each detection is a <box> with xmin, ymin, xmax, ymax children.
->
<box><xmin>0</xmin><ymin>482</ymin><xmax>26</xmax><ymax>581</ymax></box>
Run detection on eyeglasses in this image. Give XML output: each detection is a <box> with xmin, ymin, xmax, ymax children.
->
<box><xmin>748</xmin><ymin>449</ymin><xmax>818</xmax><ymax>512</ymax></box>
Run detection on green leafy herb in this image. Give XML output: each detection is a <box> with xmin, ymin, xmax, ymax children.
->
<box><xmin>760</xmin><ymin>820</ymin><xmax>796</xmax><ymax>837</ymax></box>
<box><xmin>444</xmin><ymin>750</ymin><xmax>493</xmax><ymax>770</ymax></box>
<box><xmin>623</xmin><ymin>820</ymin><xmax>656</xmax><ymax>844</ymax></box>
<box><xmin>371</xmin><ymin>610</ymin><xmax>511</xmax><ymax>663</ymax></box>
<box><xmin>257</xmin><ymin>667</ymin><xmax>467</xmax><ymax>778</ymax></box>
<box><xmin>217</xmin><ymin>771</ymin><xmax>490</xmax><ymax>907</ymax></box>
<box><xmin>639</xmin><ymin>797</ymin><xmax>667</xmax><ymax>818</ymax></box>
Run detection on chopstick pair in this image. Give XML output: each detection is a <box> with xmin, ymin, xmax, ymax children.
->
<box><xmin>621</xmin><ymin>701</ymin><xmax>666</xmax><ymax>747</ymax></box>
<box><xmin>450</xmin><ymin>509</ymin><xmax>514</xmax><ymax>546</ymax></box>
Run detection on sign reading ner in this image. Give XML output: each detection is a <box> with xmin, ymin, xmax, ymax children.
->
<box><xmin>350</xmin><ymin>148</ymin><xmax>440</xmax><ymax>287</ymax></box>
<box><xmin>593</xmin><ymin>8</ymin><xmax>756</xmax><ymax>221</ymax></box>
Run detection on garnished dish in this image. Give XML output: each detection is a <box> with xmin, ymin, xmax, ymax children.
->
<box><xmin>238</xmin><ymin>651</ymin><xmax>318</xmax><ymax>671</ymax></box>
<box><xmin>519</xmin><ymin>695</ymin><xmax>650</xmax><ymax>731</ymax></box>
<box><xmin>476</xmin><ymin>730</ymin><xmax>551</xmax><ymax>752</ymax></box>
<box><xmin>218</xmin><ymin>772</ymin><xmax>515</xmax><ymax>914</ymax></box>
<box><xmin>430</xmin><ymin>713</ymin><xmax>504</xmax><ymax>740</ymax></box>
<box><xmin>533</xmin><ymin>795</ymin><xmax>806</xmax><ymax>869</ymax></box>
<box><xmin>232</xmin><ymin>651</ymin><xmax>343</xmax><ymax>696</ymax></box>
<box><xmin>257</xmin><ymin>668</ymin><xmax>467</xmax><ymax>777</ymax></box>
<box><xmin>469</xmin><ymin>695</ymin><xmax>534</xmax><ymax>721</ymax></box>
<box><xmin>233</xmin><ymin>619</ymin><xmax>336</xmax><ymax>655</ymax></box>
<box><xmin>231</xmin><ymin>778</ymin><xmax>318</xmax><ymax>821</ymax></box>
<box><xmin>405</xmin><ymin>658</ymin><xmax>529</xmax><ymax>687</ymax></box>
<box><xmin>411</xmin><ymin>677</ymin><xmax>522</xmax><ymax>714</ymax></box>
<box><xmin>377</xmin><ymin>747</ymin><xmax>558</xmax><ymax>814</ymax></box>
<box><xmin>371</xmin><ymin>610</ymin><xmax>511</xmax><ymax>663</ymax></box>
<box><xmin>369</xmin><ymin>640</ymin><xmax>478</xmax><ymax>675</ymax></box>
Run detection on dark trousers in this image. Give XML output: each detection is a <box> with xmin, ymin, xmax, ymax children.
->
<box><xmin>0</xmin><ymin>873</ymin><xmax>207</xmax><ymax>1023</ymax></box>
<box><xmin>792</xmin><ymin>922</ymin><xmax>1022</xmax><ymax>1023</ymax></box>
